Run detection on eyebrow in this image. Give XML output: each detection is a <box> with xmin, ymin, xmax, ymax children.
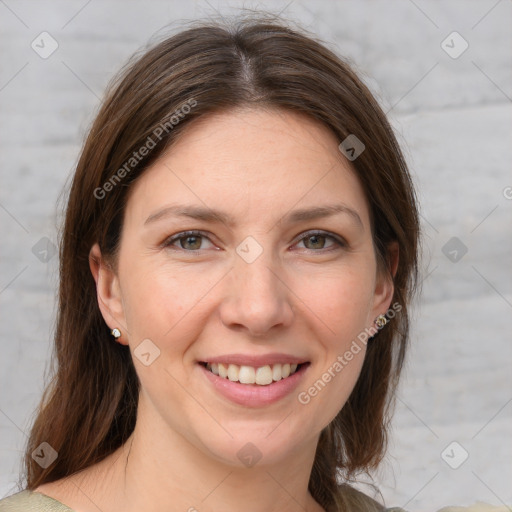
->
<box><xmin>144</xmin><ymin>203</ymin><xmax>363</xmax><ymax>230</ymax></box>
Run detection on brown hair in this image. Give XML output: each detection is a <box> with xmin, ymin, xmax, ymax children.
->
<box><xmin>21</xmin><ymin>12</ymin><xmax>420</xmax><ymax>512</ymax></box>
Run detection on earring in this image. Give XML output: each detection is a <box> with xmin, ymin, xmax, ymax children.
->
<box><xmin>111</xmin><ymin>328</ymin><xmax>121</xmax><ymax>339</ymax></box>
<box><xmin>375</xmin><ymin>314</ymin><xmax>388</xmax><ymax>329</ymax></box>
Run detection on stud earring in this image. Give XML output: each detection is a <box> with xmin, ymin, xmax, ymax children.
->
<box><xmin>111</xmin><ymin>328</ymin><xmax>122</xmax><ymax>339</ymax></box>
<box><xmin>375</xmin><ymin>315</ymin><xmax>388</xmax><ymax>329</ymax></box>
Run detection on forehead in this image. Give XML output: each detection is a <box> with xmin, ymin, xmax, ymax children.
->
<box><xmin>169</xmin><ymin>107</ymin><xmax>342</xmax><ymax>169</ymax></box>
<box><xmin>124</xmin><ymin>107</ymin><xmax>371</xmax><ymax>230</ymax></box>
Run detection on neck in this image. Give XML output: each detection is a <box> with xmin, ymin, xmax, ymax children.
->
<box><xmin>91</xmin><ymin>396</ymin><xmax>325</xmax><ymax>512</ymax></box>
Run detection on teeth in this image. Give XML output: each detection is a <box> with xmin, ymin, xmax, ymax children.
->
<box><xmin>205</xmin><ymin>361</ymin><xmax>302</xmax><ymax>385</ymax></box>
<box><xmin>239</xmin><ymin>365</ymin><xmax>256</xmax><ymax>384</ymax></box>
<box><xmin>255</xmin><ymin>365</ymin><xmax>273</xmax><ymax>385</ymax></box>
<box><xmin>227</xmin><ymin>364</ymin><xmax>239</xmax><ymax>382</ymax></box>
<box><xmin>272</xmin><ymin>363</ymin><xmax>282</xmax><ymax>381</ymax></box>
<box><xmin>218</xmin><ymin>363</ymin><xmax>228</xmax><ymax>378</ymax></box>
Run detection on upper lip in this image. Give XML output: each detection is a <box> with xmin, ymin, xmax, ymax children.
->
<box><xmin>200</xmin><ymin>353</ymin><xmax>309</xmax><ymax>367</ymax></box>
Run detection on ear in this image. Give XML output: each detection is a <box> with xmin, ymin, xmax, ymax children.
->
<box><xmin>89</xmin><ymin>243</ymin><xmax>129</xmax><ymax>345</ymax></box>
<box><xmin>370</xmin><ymin>241</ymin><xmax>399</xmax><ymax>320</ymax></box>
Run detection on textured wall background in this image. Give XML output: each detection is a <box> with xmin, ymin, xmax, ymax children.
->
<box><xmin>1</xmin><ymin>1</ymin><xmax>511</xmax><ymax>510</ymax></box>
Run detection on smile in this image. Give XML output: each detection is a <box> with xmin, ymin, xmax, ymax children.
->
<box><xmin>202</xmin><ymin>362</ymin><xmax>301</xmax><ymax>385</ymax></box>
<box><xmin>198</xmin><ymin>360</ymin><xmax>311</xmax><ymax>407</ymax></box>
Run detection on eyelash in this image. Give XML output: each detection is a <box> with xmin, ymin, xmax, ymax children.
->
<box><xmin>162</xmin><ymin>229</ymin><xmax>347</xmax><ymax>254</ymax></box>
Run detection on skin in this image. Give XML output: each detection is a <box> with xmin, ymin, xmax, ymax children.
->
<box><xmin>35</xmin><ymin>107</ymin><xmax>398</xmax><ymax>512</ymax></box>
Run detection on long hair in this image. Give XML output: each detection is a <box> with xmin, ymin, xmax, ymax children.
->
<box><xmin>21</xmin><ymin>13</ymin><xmax>420</xmax><ymax>511</ymax></box>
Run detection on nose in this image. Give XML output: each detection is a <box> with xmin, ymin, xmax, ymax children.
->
<box><xmin>218</xmin><ymin>248</ymin><xmax>294</xmax><ymax>337</ymax></box>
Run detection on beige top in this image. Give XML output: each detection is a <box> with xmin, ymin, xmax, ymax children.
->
<box><xmin>0</xmin><ymin>489</ymin><xmax>509</xmax><ymax>512</ymax></box>
<box><xmin>0</xmin><ymin>490</ymin><xmax>73</xmax><ymax>511</ymax></box>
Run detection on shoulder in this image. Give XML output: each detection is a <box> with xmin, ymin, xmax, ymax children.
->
<box><xmin>0</xmin><ymin>490</ymin><xmax>75</xmax><ymax>511</ymax></box>
<box><xmin>336</xmin><ymin>483</ymin><xmax>395</xmax><ymax>512</ymax></box>
<box><xmin>335</xmin><ymin>484</ymin><xmax>413</xmax><ymax>512</ymax></box>
<box><xmin>436</xmin><ymin>505</ymin><xmax>512</xmax><ymax>511</ymax></box>
<box><xmin>336</xmin><ymin>488</ymin><xmax>510</xmax><ymax>512</ymax></box>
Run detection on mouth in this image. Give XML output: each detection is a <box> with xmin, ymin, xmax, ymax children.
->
<box><xmin>199</xmin><ymin>361</ymin><xmax>307</xmax><ymax>386</ymax></box>
<box><xmin>197</xmin><ymin>359</ymin><xmax>311</xmax><ymax>407</ymax></box>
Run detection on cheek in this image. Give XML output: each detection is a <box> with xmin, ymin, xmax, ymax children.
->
<box><xmin>293</xmin><ymin>261</ymin><xmax>374</xmax><ymax>414</ymax></box>
<box><xmin>119</xmin><ymin>258</ymin><xmax>222</xmax><ymax>355</ymax></box>
<box><xmin>296</xmin><ymin>263</ymin><xmax>376</xmax><ymax>341</ymax></box>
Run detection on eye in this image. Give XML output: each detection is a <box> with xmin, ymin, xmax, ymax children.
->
<box><xmin>294</xmin><ymin>230</ymin><xmax>346</xmax><ymax>252</ymax></box>
<box><xmin>163</xmin><ymin>230</ymin><xmax>215</xmax><ymax>252</ymax></box>
<box><xmin>162</xmin><ymin>229</ymin><xmax>346</xmax><ymax>253</ymax></box>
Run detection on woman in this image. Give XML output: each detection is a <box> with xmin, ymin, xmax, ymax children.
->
<box><xmin>0</xmin><ymin>13</ymin><xmax>420</xmax><ymax>512</ymax></box>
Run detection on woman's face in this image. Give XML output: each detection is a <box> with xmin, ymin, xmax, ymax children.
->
<box><xmin>91</xmin><ymin>107</ymin><xmax>395</xmax><ymax>468</ymax></box>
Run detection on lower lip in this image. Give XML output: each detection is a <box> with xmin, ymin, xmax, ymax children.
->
<box><xmin>198</xmin><ymin>363</ymin><xmax>310</xmax><ymax>407</ymax></box>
